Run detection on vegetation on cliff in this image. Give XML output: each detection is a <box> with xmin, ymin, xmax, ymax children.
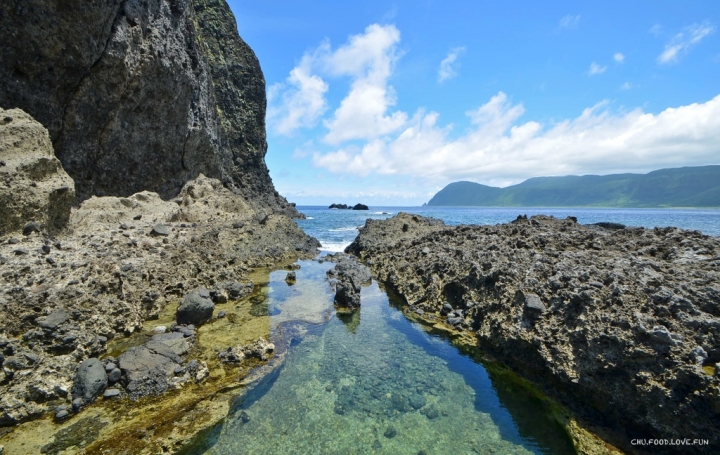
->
<box><xmin>428</xmin><ymin>165</ymin><xmax>720</xmax><ymax>208</ymax></box>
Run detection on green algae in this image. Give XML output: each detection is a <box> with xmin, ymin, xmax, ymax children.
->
<box><xmin>198</xmin><ymin>278</ymin><xmax>577</xmax><ymax>455</ymax></box>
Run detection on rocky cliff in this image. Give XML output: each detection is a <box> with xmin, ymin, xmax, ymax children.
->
<box><xmin>348</xmin><ymin>213</ymin><xmax>720</xmax><ymax>454</ymax></box>
<box><xmin>0</xmin><ymin>0</ymin><xmax>292</xmax><ymax>214</ymax></box>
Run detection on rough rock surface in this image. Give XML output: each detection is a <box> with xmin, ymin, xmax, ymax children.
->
<box><xmin>0</xmin><ymin>0</ymin><xmax>296</xmax><ymax>216</ymax></box>
<box><xmin>0</xmin><ymin>174</ymin><xmax>318</xmax><ymax>426</ymax></box>
<box><xmin>0</xmin><ymin>108</ymin><xmax>75</xmax><ymax>236</ymax></box>
<box><xmin>325</xmin><ymin>253</ymin><xmax>372</xmax><ymax>311</ymax></box>
<box><xmin>118</xmin><ymin>330</ymin><xmax>205</xmax><ymax>400</ymax></box>
<box><xmin>218</xmin><ymin>337</ymin><xmax>275</xmax><ymax>364</ymax></box>
<box><xmin>348</xmin><ymin>212</ymin><xmax>720</xmax><ymax>454</ymax></box>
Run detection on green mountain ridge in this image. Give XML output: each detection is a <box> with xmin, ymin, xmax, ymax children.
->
<box><xmin>427</xmin><ymin>165</ymin><xmax>720</xmax><ymax>208</ymax></box>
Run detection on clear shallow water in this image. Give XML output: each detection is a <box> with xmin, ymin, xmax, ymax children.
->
<box><xmin>200</xmin><ymin>260</ymin><xmax>574</xmax><ymax>455</ymax></box>
<box><xmin>297</xmin><ymin>205</ymin><xmax>720</xmax><ymax>253</ymax></box>
<box><xmin>196</xmin><ymin>205</ymin><xmax>718</xmax><ymax>454</ymax></box>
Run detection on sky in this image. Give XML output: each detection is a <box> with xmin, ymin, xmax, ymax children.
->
<box><xmin>227</xmin><ymin>0</ymin><xmax>720</xmax><ymax>206</ymax></box>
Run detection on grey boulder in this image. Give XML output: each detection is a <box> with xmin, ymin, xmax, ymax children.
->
<box><xmin>176</xmin><ymin>287</ymin><xmax>215</xmax><ymax>326</ymax></box>
<box><xmin>71</xmin><ymin>358</ymin><xmax>108</xmax><ymax>404</ymax></box>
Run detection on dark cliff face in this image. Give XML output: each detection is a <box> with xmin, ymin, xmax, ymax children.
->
<box><xmin>0</xmin><ymin>0</ymin><xmax>293</xmax><ymax>213</ymax></box>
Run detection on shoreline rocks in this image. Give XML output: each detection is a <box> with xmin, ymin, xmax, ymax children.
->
<box><xmin>0</xmin><ymin>108</ymin><xmax>75</xmax><ymax>236</ymax></box>
<box><xmin>347</xmin><ymin>212</ymin><xmax>720</xmax><ymax>454</ymax></box>
<box><xmin>0</xmin><ymin>172</ymin><xmax>319</xmax><ymax>428</ymax></box>
<box><xmin>325</xmin><ymin>253</ymin><xmax>372</xmax><ymax>311</ymax></box>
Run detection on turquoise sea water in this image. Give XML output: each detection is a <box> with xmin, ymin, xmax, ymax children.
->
<box><xmin>196</xmin><ymin>206</ymin><xmax>718</xmax><ymax>454</ymax></box>
<box><xmin>199</xmin><ymin>260</ymin><xmax>574</xmax><ymax>455</ymax></box>
<box><xmin>296</xmin><ymin>206</ymin><xmax>720</xmax><ymax>253</ymax></box>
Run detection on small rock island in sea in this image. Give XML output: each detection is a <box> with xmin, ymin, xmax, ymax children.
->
<box><xmin>329</xmin><ymin>203</ymin><xmax>369</xmax><ymax>210</ymax></box>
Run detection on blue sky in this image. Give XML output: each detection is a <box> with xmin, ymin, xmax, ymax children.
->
<box><xmin>228</xmin><ymin>0</ymin><xmax>720</xmax><ymax>206</ymax></box>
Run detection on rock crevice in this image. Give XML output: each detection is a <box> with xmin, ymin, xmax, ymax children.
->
<box><xmin>348</xmin><ymin>212</ymin><xmax>720</xmax><ymax>454</ymax></box>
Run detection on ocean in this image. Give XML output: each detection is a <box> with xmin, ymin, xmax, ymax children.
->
<box><xmin>296</xmin><ymin>206</ymin><xmax>720</xmax><ymax>252</ymax></box>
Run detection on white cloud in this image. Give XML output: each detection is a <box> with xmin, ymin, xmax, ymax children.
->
<box><xmin>312</xmin><ymin>92</ymin><xmax>720</xmax><ymax>186</ymax></box>
<box><xmin>588</xmin><ymin>62</ymin><xmax>607</xmax><ymax>75</ymax></box>
<box><xmin>649</xmin><ymin>24</ymin><xmax>663</xmax><ymax>36</ymax></box>
<box><xmin>620</xmin><ymin>82</ymin><xmax>632</xmax><ymax>90</ymax></box>
<box><xmin>559</xmin><ymin>14</ymin><xmax>581</xmax><ymax>28</ymax></box>
<box><xmin>267</xmin><ymin>54</ymin><xmax>328</xmax><ymax>135</ymax></box>
<box><xmin>438</xmin><ymin>47</ymin><xmax>466</xmax><ymax>83</ymax></box>
<box><xmin>321</xmin><ymin>24</ymin><xmax>408</xmax><ymax>145</ymax></box>
<box><xmin>614</xmin><ymin>52</ymin><xmax>625</xmax><ymax>63</ymax></box>
<box><xmin>658</xmin><ymin>23</ymin><xmax>715</xmax><ymax>64</ymax></box>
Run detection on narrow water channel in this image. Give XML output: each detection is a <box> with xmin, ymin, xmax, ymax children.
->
<box><xmin>196</xmin><ymin>258</ymin><xmax>575</xmax><ymax>455</ymax></box>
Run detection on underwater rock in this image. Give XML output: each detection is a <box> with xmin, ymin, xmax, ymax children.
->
<box><xmin>285</xmin><ymin>271</ymin><xmax>296</xmax><ymax>285</ymax></box>
<box><xmin>348</xmin><ymin>212</ymin><xmax>720</xmax><ymax>452</ymax></box>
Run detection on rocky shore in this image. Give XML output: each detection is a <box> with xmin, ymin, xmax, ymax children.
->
<box><xmin>347</xmin><ymin>212</ymin><xmax>720</xmax><ymax>454</ymax></box>
<box><xmin>0</xmin><ymin>0</ymin><xmax>324</xmax><ymax>450</ymax></box>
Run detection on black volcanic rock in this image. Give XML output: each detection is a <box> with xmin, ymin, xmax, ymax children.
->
<box><xmin>71</xmin><ymin>358</ymin><xmax>108</xmax><ymax>405</ymax></box>
<box><xmin>349</xmin><ymin>212</ymin><xmax>720</xmax><ymax>453</ymax></box>
<box><xmin>329</xmin><ymin>204</ymin><xmax>348</xmax><ymax>209</ymax></box>
<box><xmin>0</xmin><ymin>0</ymin><xmax>297</xmax><ymax>216</ymax></box>
<box><xmin>352</xmin><ymin>203</ymin><xmax>369</xmax><ymax>210</ymax></box>
<box><xmin>177</xmin><ymin>287</ymin><xmax>215</xmax><ymax>326</ymax></box>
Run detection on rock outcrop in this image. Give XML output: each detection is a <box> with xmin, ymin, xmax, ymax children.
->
<box><xmin>0</xmin><ymin>108</ymin><xmax>75</xmax><ymax>235</ymax></box>
<box><xmin>0</xmin><ymin>174</ymin><xmax>318</xmax><ymax>426</ymax></box>
<box><xmin>348</xmin><ymin>213</ymin><xmax>720</xmax><ymax>454</ymax></box>
<box><xmin>0</xmin><ymin>0</ymin><xmax>294</xmax><ymax>216</ymax></box>
<box><xmin>325</xmin><ymin>253</ymin><xmax>372</xmax><ymax>311</ymax></box>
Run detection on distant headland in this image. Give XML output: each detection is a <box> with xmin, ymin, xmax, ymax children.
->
<box><xmin>427</xmin><ymin>165</ymin><xmax>720</xmax><ymax>208</ymax></box>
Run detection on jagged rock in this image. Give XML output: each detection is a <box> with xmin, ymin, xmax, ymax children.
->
<box><xmin>0</xmin><ymin>0</ymin><xmax>322</xmax><ymax>432</ymax></box>
<box><xmin>176</xmin><ymin>287</ymin><xmax>215</xmax><ymax>326</ymax></box>
<box><xmin>0</xmin><ymin>108</ymin><xmax>75</xmax><ymax>236</ymax></box>
<box><xmin>352</xmin><ymin>203</ymin><xmax>369</xmax><ymax>210</ymax></box>
<box><xmin>117</xmin><ymin>332</ymin><xmax>191</xmax><ymax>400</ymax></box>
<box><xmin>71</xmin><ymin>358</ymin><xmax>108</xmax><ymax>405</ymax></box>
<box><xmin>219</xmin><ymin>337</ymin><xmax>275</xmax><ymax>364</ymax></box>
<box><xmin>285</xmin><ymin>271</ymin><xmax>296</xmax><ymax>285</ymax></box>
<box><xmin>0</xmin><ymin>1</ymin><xmax>298</xmax><ymax>217</ymax></box>
<box><xmin>326</xmin><ymin>254</ymin><xmax>372</xmax><ymax>311</ymax></box>
<box><xmin>329</xmin><ymin>204</ymin><xmax>348</xmax><ymax>209</ymax></box>
<box><xmin>35</xmin><ymin>308</ymin><xmax>69</xmax><ymax>330</ymax></box>
<box><xmin>349</xmin><ymin>212</ymin><xmax>720</xmax><ymax>452</ymax></box>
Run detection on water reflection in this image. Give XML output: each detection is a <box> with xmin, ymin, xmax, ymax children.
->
<box><xmin>195</xmin><ymin>258</ymin><xmax>575</xmax><ymax>455</ymax></box>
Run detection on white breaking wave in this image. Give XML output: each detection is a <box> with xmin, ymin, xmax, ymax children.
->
<box><xmin>319</xmin><ymin>241</ymin><xmax>352</xmax><ymax>253</ymax></box>
<box><xmin>328</xmin><ymin>227</ymin><xmax>359</xmax><ymax>232</ymax></box>
<box><xmin>374</xmin><ymin>211</ymin><xmax>393</xmax><ymax>215</ymax></box>
<box><xmin>306</xmin><ymin>217</ymin><xmax>314</xmax><ymax>220</ymax></box>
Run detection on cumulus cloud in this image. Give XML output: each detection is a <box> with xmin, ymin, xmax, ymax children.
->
<box><xmin>559</xmin><ymin>14</ymin><xmax>581</xmax><ymax>28</ymax></box>
<box><xmin>267</xmin><ymin>54</ymin><xmax>329</xmax><ymax>135</ymax></box>
<box><xmin>614</xmin><ymin>52</ymin><xmax>625</xmax><ymax>63</ymax></box>
<box><xmin>268</xmin><ymin>24</ymin><xmax>406</xmax><ymax>141</ymax></box>
<box><xmin>658</xmin><ymin>23</ymin><xmax>715</xmax><ymax>64</ymax></box>
<box><xmin>320</xmin><ymin>24</ymin><xmax>408</xmax><ymax>144</ymax></box>
<box><xmin>312</xmin><ymin>92</ymin><xmax>720</xmax><ymax>186</ymax></box>
<box><xmin>588</xmin><ymin>62</ymin><xmax>607</xmax><ymax>75</ymax></box>
<box><xmin>438</xmin><ymin>47</ymin><xmax>466</xmax><ymax>83</ymax></box>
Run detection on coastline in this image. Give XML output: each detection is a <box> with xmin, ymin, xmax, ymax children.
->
<box><xmin>346</xmin><ymin>212</ymin><xmax>720</xmax><ymax>454</ymax></box>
